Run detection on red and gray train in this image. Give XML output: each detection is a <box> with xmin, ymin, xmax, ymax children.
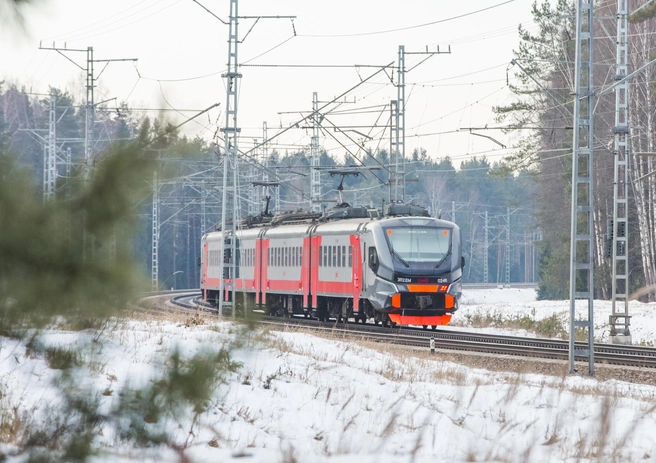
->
<box><xmin>200</xmin><ymin>204</ymin><xmax>465</xmax><ymax>327</ymax></box>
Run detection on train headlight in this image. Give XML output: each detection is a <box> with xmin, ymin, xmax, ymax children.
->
<box><xmin>445</xmin><ymin>294</ymin><xmax>455</xmax><ymax>309</ymax></box>
<box><xmin>391</xmin><ymin>293</ymin><xmax>401</xmax><ymax>308</ymax></box>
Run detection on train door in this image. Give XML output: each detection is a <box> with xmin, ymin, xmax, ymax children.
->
<box><xmin>201</xmin><ymin>241</ymin><xmax>208</xmax><ymax>299</ymax></box>
<box><xmin>362</xmin><ymin>231</ymin><xmax>377</xmax><ymax>291</ymax></box>
<box><xmin>350</xmin><ymin>234</ymin><xmax>362</xmax><ymax>312</ymax></box>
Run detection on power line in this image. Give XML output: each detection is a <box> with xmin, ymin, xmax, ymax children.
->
<box><xmin>297</xmin><ymin>0</ymin><xmax>517</xmax><ymax>38</ymax></box>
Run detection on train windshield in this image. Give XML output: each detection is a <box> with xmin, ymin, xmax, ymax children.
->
<box><xmin>385</xmin><ymin>227</ymin><xmax>451</xmax><ymax>264</ymax></box>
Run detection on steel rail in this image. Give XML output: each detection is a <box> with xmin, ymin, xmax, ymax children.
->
<box><xmin>168</xmin><ymin>292</ymin><xmax>656</xmax><ymax>369</ymax></box>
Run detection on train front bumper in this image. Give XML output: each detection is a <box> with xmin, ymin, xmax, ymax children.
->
<box><xmin>377</xmin><ymin>281</ymin><xmax>461</xmax><ymax>325</ymax></box>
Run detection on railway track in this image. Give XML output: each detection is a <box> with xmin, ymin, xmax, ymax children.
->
<box><xmin>168</xmin><ymin>292</ymin><xmax>656</xmax><ymax>369</ymax></box>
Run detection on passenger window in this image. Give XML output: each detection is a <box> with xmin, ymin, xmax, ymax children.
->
<box><xmin>328</xmin><ymin>246</ymin><xmax>332</xmax><ymax>267</ymax></box>
<box><xmin>342</xmin><ymin>245</ymin><xmax>346</xmax><ymax>267</ymax></box>
<box><xmin>332</xmin><ymin>245</ymin><xmax>337</xmax><ymax>267</ymax></box>
<box><xmin>299</xmin><ymin>247</ymin><xmax>302</xmax><ymax>266</ymax></box>
<box><xmin>348</xmin><ymin>247</ymin><xmax>352</xmax><ymax>268</ymax></box>
<box><xmin>323</xmin><ymin>246</ymin><xmax>327</xmax><ymax>267</ymax></box>
<box><xmin>337</xmin><ymin>246</ymin><xmax>342</xmax><ymax>268</ymax></box>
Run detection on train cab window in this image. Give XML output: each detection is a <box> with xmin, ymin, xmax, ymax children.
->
<box><xmin>368</xmin><ymin>247</ymin><xmax>379</xmax><ymax>273</ymax></box>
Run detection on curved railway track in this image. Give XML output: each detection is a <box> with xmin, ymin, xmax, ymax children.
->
<box><xmin>168</xmin><ymin>292</ymin><xmax>656</xmax><ymax>369</ymax></box>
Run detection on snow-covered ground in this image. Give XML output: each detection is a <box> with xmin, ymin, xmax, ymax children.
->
<box><xmin>457</xmin><ymin>288</ymin><xmax>656</xmax><ymax>344</ymax></box>
<box><xmin>1</xmin><ymin>288</ymin><xmax>656</xmax><ymax>463</ymax></box>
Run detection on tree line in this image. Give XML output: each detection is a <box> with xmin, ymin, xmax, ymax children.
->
<box><xmin>0</xmin><ymin>82</ymin><xmax>540</xmax><ymax>292</ymax></box>
<box><xmin>495</xmin><ymin>0</ymin><xmax>656</xmax><ymax>301</ymax></box>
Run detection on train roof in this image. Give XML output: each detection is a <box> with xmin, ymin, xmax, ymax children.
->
<box><xmin>370</xmin><ymin>215</ymin><xmax>459</xmax><ymax>229</ymax></box>
<box><xmin>202</xmin><ymin>203</ymin><xmax>458</xmax><ymax>241</ymax></box>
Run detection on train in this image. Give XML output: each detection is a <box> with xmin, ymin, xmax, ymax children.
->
<box><xmin>200</xmin><ymin>202</ymin><xmax>464</xmax><ymax>328</ymax></box>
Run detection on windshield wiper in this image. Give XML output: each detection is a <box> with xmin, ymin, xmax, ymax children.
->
<box><xmin>390</xmin><ymin>249</ymin><xmax>410</xmax><ymax>268</ymax></box>
<box><xmin>434</xmin><ymin>246</ymin><xmax>452</xmax><ymax>269</ymax></box>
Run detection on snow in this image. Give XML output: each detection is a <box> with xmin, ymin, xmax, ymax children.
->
<box><xmin>2</xmin><ymin>289</ymin><xmax>656</xmax><ymax>462</ymax></box>
<box><xmin>457</xmin><ymin>288</ymin><xmax>656</xmax><ymax>344</ymax></box>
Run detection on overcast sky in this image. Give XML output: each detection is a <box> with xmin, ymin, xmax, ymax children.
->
<box><xmin>2</xmin><ymin>0</ymin><xmax>536</xmax><ymax>166</ymax></box>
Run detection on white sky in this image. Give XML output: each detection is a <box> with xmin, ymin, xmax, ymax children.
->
<box><xmin>2</xmin><ymin>0</ymin><xmax>537</xmax><ymax>165</ymax></box>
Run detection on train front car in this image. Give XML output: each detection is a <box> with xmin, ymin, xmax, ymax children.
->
<box><xmin>361</xmin><ymin>215</ymin><xmax>463</xmax><ymax>327</ymax></box>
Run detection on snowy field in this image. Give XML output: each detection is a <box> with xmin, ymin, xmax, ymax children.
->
<box><xmin>456</xmin><ymin>287</ymin><xmax>656</xmax><ymax>344</ymax></box>
<box><xmin>2</xmin><ymin>288</ymin><xmax>656</xmax><ymax>462</ymax></box>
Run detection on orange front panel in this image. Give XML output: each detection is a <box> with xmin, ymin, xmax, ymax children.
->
<box><xmin>407</xmin><ymin>284</ymin><xmax>439</xmax><ymax>293</ymax></box>
<box><xmin>388</xmin><ymin>314</ymin><xmax>452</xmax><ymax>326</ymax></box>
